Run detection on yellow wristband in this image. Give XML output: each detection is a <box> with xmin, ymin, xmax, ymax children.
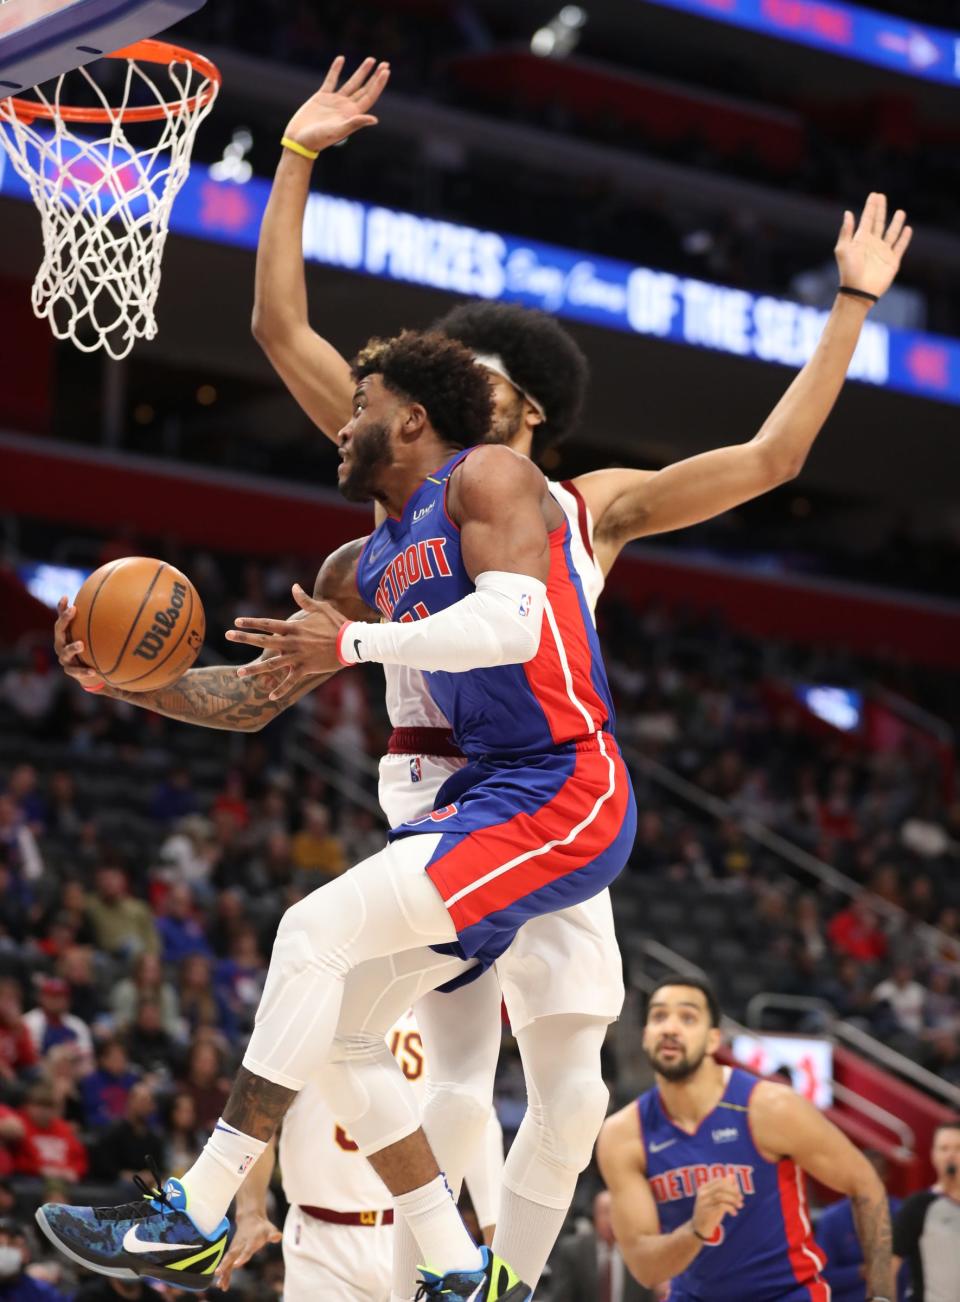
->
<box><xmin>281</xmin><ymin>135</ymin><xmax>319</xmax><ymax>161</ymax></box>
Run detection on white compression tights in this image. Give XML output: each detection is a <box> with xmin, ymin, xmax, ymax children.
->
<box><xmin>243</xmin><ymin>834</ymin><xmax>462</xmax><ymax>1093</ymax></box>
<box><xmin>382</xmin><ymin>993</ymin><xmax>611</xmax><ymax>1299</ymax></box>
<box><xmin>492</xmin><ymin>1013</ymin><xmax>611</xmax><ymax>1289</ymax></box>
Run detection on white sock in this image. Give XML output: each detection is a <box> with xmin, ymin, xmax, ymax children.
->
<box><xmin>492</xmin><ymin>1185</ymin><xmax>570</xmax><ymax>1290</ymax></box>
<box><xmin>393</xmin><ymin>1175</ymin><xmax>483</xmax><ymax>1276</ymax></box>
<box><xmin>179</xmin><ymin>1118</ymin><xmax>267</xmax><ymax>1235</ymax></box>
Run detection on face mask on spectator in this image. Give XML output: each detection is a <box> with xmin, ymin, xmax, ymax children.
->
<box><xmin>0</xmin><ymin>1246</ymin><xmax>23</xmax><ymax>1278</ymax></box>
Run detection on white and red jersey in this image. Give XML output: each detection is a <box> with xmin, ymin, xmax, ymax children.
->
<box><xmin>279</xmin><ymin>1010</ymin><xmax>425</xmax><ymax>1212</ymax></box>
<box><xmin>381</xmin><ymin>478</ymin><xmax>603</xmax><ymax>734</ymax></box>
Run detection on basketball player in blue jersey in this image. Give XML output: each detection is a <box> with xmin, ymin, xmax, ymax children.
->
<box><xmin>39</xmin><ymin>328</ymin><xmax>639</xmax><ymax>1302</ymax></box>
<box><xmin>598</xmin><ymin>978</ymin><xmax>895</xmax><ymax>1302</ymax></box>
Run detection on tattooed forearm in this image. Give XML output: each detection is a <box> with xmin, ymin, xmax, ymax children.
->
<box><xmin>851</xmin><ymin>1188</ymin><xmax>894</xmax><ymax>1298</ymax></box>
<box><xmin>222</xmin><ymin>1066</ymin><xmax>297</xmax><ymax>1141</ymax></box>
<box><xmin>102</xmin><ymin>664</ymin><xmax>335</xmax><ymax>731</ymax></box>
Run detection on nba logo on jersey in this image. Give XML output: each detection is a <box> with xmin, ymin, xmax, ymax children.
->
<box><xmin>518</xmin><ymin>593</ymin><xmax>532</xmax><ymax>617</ymax></box>
<box><xmin>410</xmin><ymin>756</ymin><xmax>423</xmax><ymax>784</ymax></box>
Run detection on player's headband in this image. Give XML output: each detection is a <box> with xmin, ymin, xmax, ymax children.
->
<box><xmin>472</xmin><ymin>353</ymin><xmax>546</xmax><ymax>421</ymax></box>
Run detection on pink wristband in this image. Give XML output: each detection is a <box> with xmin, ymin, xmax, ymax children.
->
<box><xmin>82</xmin><ymin>680</ymin><xmax>106</xmax><ymax>693</ymax></box>
<box><xmin>336</xmin><ymin>622</ymin><xmax>356</xmax><ymax>667</ymax></box>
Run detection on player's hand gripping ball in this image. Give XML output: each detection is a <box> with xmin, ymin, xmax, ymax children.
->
<box><xmin>65</xmin><ymin>557</ymin><xmax>205</xmax><ymax>692</ymax></box>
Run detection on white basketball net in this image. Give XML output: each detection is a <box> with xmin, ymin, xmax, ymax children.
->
<box><xmin>0</xmin><ymin>50</ymin><xmax>218</xmax><ymax>359</ymax></box>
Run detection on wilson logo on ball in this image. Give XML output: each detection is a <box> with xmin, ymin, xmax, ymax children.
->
<box><xmin>132</xmin><ymin>581</ymin><xmax>188</xmax><ymax>661</ymax></box>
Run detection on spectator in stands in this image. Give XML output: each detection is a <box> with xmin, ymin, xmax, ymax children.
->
<box><xmin>23</xmin><ymin>977</ymin><xmax>93</xmax><ymax>1063</ymax></box>
<box><xmin>872</xmin><ymin>964</ymin><xmax>927</xmax><ymax>1037</ymax></box>
<box><xmin>290</xmin><ymin>801</ymin><xmax>346</xmax><ymax>877</ymax></box>
<box><xmin>163</xmin><ymin>1093</ymin><xmax>202</xmax><ymax>1178</ymax></box>
<box><xmin>0</xmin><ymin>796</ymin><xmax>44</xmax><ymax>893</ymax></box>
<box><xmin>249</xmin><ymin>785</ymin><xmax>291</xmax><ymax>850</ymax></box>
<box><xmin>819</xmin><ymin>958</ymin><xmax>875</xmax><ymax>1028</ymax></box>
<box><xmin>5</xmin><ymin>767</ymin><xmax>45</xmax><ymax>833</ymax></box>
<box><xmin>157</xmin><ymin>816</ymin><xmax>217</xmax><ymax>892</ymax></box>
<box><xmin>0</xmin><ymin>983</ymin><xmax>38</xmax><ymax>1086</ymax></box>
<box><xmin>43</xmin><ymin>1044</ymin><xmax>85</xmax><ymax>1127</ymax></box>
<box><xmin>14</xmin><ymin>1084</ymin><xmax>87</xmax><ymax>1183</ymax></box>
<box><xmin>903</xmin><ymin>874</ymin><xmax>940</xmax><ymax>926</ymax></box>
<box><xmin>123</xmin><ymin>1000</ymin><xmax>180</xmax><ymax>1079</ymax></box>
<box><xmin>75</xmin><ymin>1275</ymin><xmax>166</xmax><ymax>1302</ymax></box>
<box><xmin>827</xmin><ymin>896</ymin><xmax>888</xmax><ymax>964</ymax></box>
<box><xmin>79</xmin><ymin>1041</ymin><xmax>138</xmax><ymax>1131</ymax></box>
<box><xmin>867</xmin><ymin>865</ymin><xmax>903</xmax><ymax>912</ymax></box>
<box><xmin>149</xmin><ymin>767</ymin><xmax>198</xmax><ymax>826</ymax></box>
<box><xmin>247</xmin><ymin>829</ymin><xmax>297</xmax><ymax>898</ymax></box>
<box><xmin>923</xmin><ymin>968</ymin><xmax>959</xmax><ymax>1036</ymax></box>
<box><xmin>86</xmin><ymin>867</ymin><xmax>158</xmax><ymax>960</ymax></box>
<box><xmin>92</xmin><ymin>1082</ymin><xmax>163</xmax><ymax>1184</ymax></box>
<box><xmin>214</xmin><ymin>928</ymin><xmax>266</xmax><ymax>1034</ymax></box>
<box><xmin>924</xmin><ymin>1031</ymin><xmax>960</xmax><ymax>1087</ymax></box>
<box><xmin>549</xmin><ymin>1190</ymin><xmax>652</xmax><ymax>1301</ymax></box>
<box><xmin>211</xmin><ymin>772</ymin><xmax>249</xmax><ymax>830</ymax></box>
<box><xmin>39</xmin><ymin>881</ymin><xmax>96</xmax><ymax>955</ymax></box>
<box><xmin>715</xmin><ymin>819</ymin><xmax>754</xmax><ymax>880</ymax></box>
<box><xmin>44</xmin><ymin>772</ymin><xmax>88</xmax><ymax>843</ymax></box>
<box><xmin>55</xmin><ymin>947</ymin><xmax>100</xmax><ymax>1027</ymax></box>
<box><xmin>0</xmin><ymin>1217</ymin><xmax>69</xmax><ymax>1302</ymax></box>
<box><xmin>205</xmin><ymin>889</ymin><xmax>248</xmax><ymax>958</ymax></box>
<box><xmin>154</xmin><ymin>884</ymin><xmax>212</xmax><ymax>965</ymax></box>
<box><xmin>339</xmin><ymin>806</ymin><xmax>383</xmax><ymax>863</ymax></box>
<box><xmin>176</xmin><ymin>1040</ymin><xmax>230</xmax><ymax>1132</ymax></box>
<box><xmin>2</xmin><ymin>645</ymin><xmax>62</xmax><ymax>729</ymax></box>
<box><xmin>177</xmin><ymin>955</ymin><xmax>234</xmax><ymax>1039</ymax></box>
<box><xmin>815</xmin><ymin>1150</ymin><xmax>906</xmax><ymax>1302</ymax></box>
<box><xmin>110</xmin><ymin>954</ymin><xmax>178</xmax><ymax>1036</ymax></box>
<box><xmin>0</xmin><ymin>1109</ymin><xmax>25</xmax><ymax>1180</ymax></box>
<box><xmin>792</xmin><ymin>893</ymin><xmax>827</xmax><ymax>965</ymax></box>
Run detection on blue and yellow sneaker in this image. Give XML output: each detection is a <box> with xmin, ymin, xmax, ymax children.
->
<box><xmin>35</xmin><ymin>1168</ymin><xmax>230</xmax><ymax>1292</ymax></box>
<box><xmin>415</xmin><ymin>1246</ymin><xmax>531</xmax><ymax>1300</ymax></box>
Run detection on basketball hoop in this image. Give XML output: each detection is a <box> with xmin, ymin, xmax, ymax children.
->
<box><xmin>0</xmin><ymin>38</ymin><xmax>220</xmax><ymax>359</ymax></box>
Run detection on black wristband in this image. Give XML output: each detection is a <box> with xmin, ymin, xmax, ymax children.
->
<box><xmin>838</xmin><ymin>286</ymin><xmax>880</xmax><ymax>304</ymax></box>
<box><xmin>691</xmin><ymin>1227</ymin><xmax>711</xmax><ymax>1243</ymax></box>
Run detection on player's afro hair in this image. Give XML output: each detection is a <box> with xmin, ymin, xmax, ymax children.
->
<box><xmin>351</xmin><ymin>330</ymin><xmax>493</xmax><ymax>450</ymax></box>
<box><xmin>431</xmin><ymin>301</ymin><xmax>588</xmax><ymax>461</ymax></box>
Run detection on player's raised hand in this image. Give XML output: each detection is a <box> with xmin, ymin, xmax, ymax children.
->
<box><xmin>53</xmin><ymin>597</ymin><xmax>106</xmax><ymax>691</ymax></box>
<box><xmin>227</xmin><ymin>585</ymin><xmax>350</xmax><ymax>695</ymax></box>
<box><xmin>215</xmin><ymin>1211</ymin><xmax>282</xmax><ymax>1291</ymax></box>
<box><xmin>835</xmin><ymin>193</ymin><xmax>912</xmax><ymax>301</ymax></box>
<box><xmin>691</xmin><ymin>1175</ymin><xmax>744</xmax><ymax>1242</ymax></box>
<box><xmin>283</xmin><ymin>56</ymin><xmax>390</xmax><ymax>157</ymax></box>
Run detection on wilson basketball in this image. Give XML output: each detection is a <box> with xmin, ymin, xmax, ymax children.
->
<box><xmin>71</xmin><ymin>557</ymin><xmax>205</xmax><ymax>692</ymax></box>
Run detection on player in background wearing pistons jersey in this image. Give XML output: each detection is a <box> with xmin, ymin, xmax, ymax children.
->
<box><xmin>216</xmin><ymin>1008</ymin><xmax>504</xmax><ymax>1301</ymax></box>
<box><xmin>247</xmin><ymin>56</ymin><xmax>913</xmax><ymax>1300</ymax></box>
<box><xmin>598</xmin><ymin>977</ymin><xmax>895</xmax><ymax>1302</ymax></box>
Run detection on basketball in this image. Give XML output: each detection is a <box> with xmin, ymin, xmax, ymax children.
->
<box><xmin>71</xmin><ymin>557</ymin><xmax>205</xmax><ymax>692</ymax></box>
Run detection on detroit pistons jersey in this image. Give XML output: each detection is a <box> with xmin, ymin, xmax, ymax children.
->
<box><xmin>357</xmin><ymin>452</ymin><xmax>614</xmax><ymax>759</ymax></box>
<box><xmin>381</xmin><ymin>476</ymin><xmax>604</xmax><ymax>732</ymax></box>
<box><xmin>639</xmin><ymin>1068</ymin><xmax>828</xmax><ymax>1302</ymax></box>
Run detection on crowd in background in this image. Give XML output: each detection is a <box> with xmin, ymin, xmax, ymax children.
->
<box><xmin>0</xmin><ymin>547</ymin><xmax>958</xmax><ymax>1296</ymax></box>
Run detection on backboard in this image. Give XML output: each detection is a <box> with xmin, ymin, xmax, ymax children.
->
<box><xmin>0</xmin><ymin>0</ymin><xmax>207</xmax><ymax>92</ymax></box>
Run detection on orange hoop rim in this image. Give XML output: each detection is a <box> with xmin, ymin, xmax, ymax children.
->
<box><xmin>3</xmin><ymin>38</ymin><xmax>221</xmax><ymax>125</ymax></box>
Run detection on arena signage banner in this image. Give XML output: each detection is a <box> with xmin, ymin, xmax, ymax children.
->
<box><xmin>2</xmin><ymin>141</ymin><xmax>958</xmax><ymax>405</ymax></box>
<box><xmin>642</xmin><ymin>0</ymin><xmax>960</xmax><ymax>87</ymax></box>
